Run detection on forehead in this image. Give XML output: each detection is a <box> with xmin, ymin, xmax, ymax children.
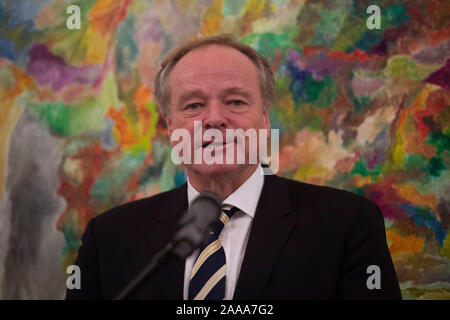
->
<box><xmin>168</xmin><ymin>45</ymin><xmax>260</xmax><ymax>94</ymax></box>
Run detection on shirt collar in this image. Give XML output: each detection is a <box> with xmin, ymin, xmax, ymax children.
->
<box><xmin>187</xmin><ymin>163</ymin><xmax>265</xmax><ymax>218</ymax></box>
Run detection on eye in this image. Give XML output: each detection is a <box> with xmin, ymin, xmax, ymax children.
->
<box><xmin>229</xmin><ymin>100</ymin><xmax>246</xmax><ymax>107</ymax></box>
<box><xmin>186</xmin><ymin>103</ymin><xmax>201</xmax><ymax>110</ymax></box>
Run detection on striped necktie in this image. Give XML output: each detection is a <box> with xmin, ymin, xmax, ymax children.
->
<box><xmin>188</xmin><ymin>205</ymin><xmax>240</xmax><ymax>300</ymax></box>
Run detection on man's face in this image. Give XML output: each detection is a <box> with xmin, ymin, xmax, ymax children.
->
<box><xmin>165</xmin><ymin>44</ymin><xmax>270</xmax><ymax>177</ymax></box>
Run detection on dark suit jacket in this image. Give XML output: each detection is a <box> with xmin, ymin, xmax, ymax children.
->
<box><xmin>66</xmin><ymin>174</ymin><xmax>401</xmax><ymax>299</ymax></box>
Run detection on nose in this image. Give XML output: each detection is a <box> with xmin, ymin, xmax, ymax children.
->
<box><xmin>203</xmin><ymin>100</ymin><xmax>227</xmax><ymax>130</ymax></box>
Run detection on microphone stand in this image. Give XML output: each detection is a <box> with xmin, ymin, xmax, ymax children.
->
<box><xmin>113</xmin><ymin>241</ymin><xmax>176</xmax><ymax>300</ymax></box>
<box><xmin>113</xmin><ymin>191</ymin><xmax>222</xmax><ymax>300</ymax></box>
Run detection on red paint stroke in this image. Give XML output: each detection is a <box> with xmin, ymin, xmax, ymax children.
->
<box><xmin>364</xmin><ymin>177</ymin><xmax>414</xmax><ymax>220</ymax></box>
<box><xmin>302</xmin><ymin>47</ymin><xmax>379</xmax><ymax>64</ymax></box>
<box><xmin>429</xmin><ymin>25</ymin><xmax>450</xmax><ymax>46</ymax></box>
<box><xmin>425</xmin><ymin>59</ymin><xmax>450</xmax><ymax>91</ymax></box>
<box><xmin>328</xmin><ymin>49</ymin><xmax>371</xmax><ymax>62</ymax></box>
<box><xmin>414</xmin><ymin>88</ymin><xmax>449</xmax><ymax>139</ymax></box>
<box><xmin>57</xmin><ymin>142</ymin><xmax>114</xmax><ymax>232</ymax></box>
<box><xmin>272</xmin><ymin>49</ymin><xmax>281</xmax><ymax>73</ymax></box>
<box><xmin>302</xmin><ymin>46</ymin><xmax>323</xmax><ymax>57</ymax></box>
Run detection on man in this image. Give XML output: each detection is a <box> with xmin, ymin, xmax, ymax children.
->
<box><xmin>66</xmin><ymin>35</ymin><xmax>401</xmax><ymax>300</ymax></box>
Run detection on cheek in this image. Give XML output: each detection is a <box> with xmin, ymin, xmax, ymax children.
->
<box><xmin>238</xmin><ymin>116</ymin><xmax>268</xmax><ymax>130</ymax></box>
<box><xmin>168</xmin><ymin>115</ymin><xmax>187</xmax><ymax>131</ymax></box>
<box><xmin>168</xmin><ymin>119</ymin><xmax>196</xmax><ymax>146</ymax></box>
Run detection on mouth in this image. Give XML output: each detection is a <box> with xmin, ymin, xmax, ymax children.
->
<box><xmin>201</xmin><ymin>137</ymin><xmax>238</xmax><ymax>149</ymax></box>
<box><xmin>202</xmin><ymin>141</ymin><xmax>226</xmax><ymax>149</ymax></box>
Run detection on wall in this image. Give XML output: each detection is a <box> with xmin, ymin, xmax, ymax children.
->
<box><xmin>0</xmin><ymin>0</ymin><xmax>449</xmax><ymax>299</ymax></box>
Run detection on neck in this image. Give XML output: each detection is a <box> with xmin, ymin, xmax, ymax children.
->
<box><xmin>186</xmin><ymin>164</ymin><xmax>258</xmax><ymax>200</ymax></box>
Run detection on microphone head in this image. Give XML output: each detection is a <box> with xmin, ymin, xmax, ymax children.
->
<box><xmin>194</xmin><ymin>191</ymin><xmax>222</xmax><ymax>208</ymax></box>
<box><xmin>172</xmin><ymin>191</ymin><xmax>222</xmax><ymax>259</ymax></box>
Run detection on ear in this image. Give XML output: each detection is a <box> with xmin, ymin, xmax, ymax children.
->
<box><xmin>162</xmin><ymin>111</ymin><xmax>173</xmax><ymax>139</ymax></box>
<box><xmin>263</xmin><ymin>108</ymin><xmax>271</xmax><ymax>138</ymax></box>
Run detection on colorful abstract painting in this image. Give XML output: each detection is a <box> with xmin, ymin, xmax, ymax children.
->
<box><xmin>0</xmin><ymin>0</ymin><xmax>449</xmax><ymax>299</ymax></box>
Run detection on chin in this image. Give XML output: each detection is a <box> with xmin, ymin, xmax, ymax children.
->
<box><xmin>187</xmin><ymin>163</ymin><xmax>251</xmax><ymax>178</ymax></box>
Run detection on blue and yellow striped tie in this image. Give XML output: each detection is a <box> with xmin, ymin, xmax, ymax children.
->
<box><xmin>188</xmin><ymin>205</ymin><xmax>240</xmax><ymax>300</ymax></box>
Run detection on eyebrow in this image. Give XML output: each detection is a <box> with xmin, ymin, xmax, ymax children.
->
<box><xmin>177</xmin><ymin>90</ymin><xmax>209</xmax><ymax>106</ymax></box>
<box><xmin>220</xmin><ymin>87</ymin><xmax>253</xmax><ymax>102</ymax></box>
<box><xmin>176</xmin><ymin>87</ymin><xmax>254</xmax><ymax>106</ymax></box>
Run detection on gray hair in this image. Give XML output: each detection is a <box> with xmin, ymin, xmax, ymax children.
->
<box><xmin>153</xmin><ymin>34</ymin><xmax>275</xmax><ymax>115</ymax></box>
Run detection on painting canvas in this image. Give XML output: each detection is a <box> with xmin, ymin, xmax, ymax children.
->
<box><xmin>0</xmin><ymin>0</ymin><xmax>449</xmax><ymax>299</ymax></box>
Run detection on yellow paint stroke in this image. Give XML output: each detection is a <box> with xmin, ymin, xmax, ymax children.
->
<box><xmin>386</xmin><ymin>229</ymin><xmax>424</xmax><ymax>255</ymax></box>
<box><xmin>441</xmin><ymin>232</ymin><xmax>450</xmax><ymax>258</ymax></box>
<box><xmin>352</xmin><ymin>175</ymin><xmax>372</xmax><ymax>187</ymax></box>
<box><xmin>201</xmin><ymin>0</ymin><xmax>223</xmax><ymax>35</ymax></box>
<box><xmin>243</xmin><ymin>0</ymin><xmax>268</xmax><ymax>21</ymax></box>
<box><xmin>294</xmin><ymin>164</ymin><xmax>330</xmax><ymax>184</ymax></box>
<box><xmin>241</xmin><ymin>0</ymin><xmax>268</xmax><ymax>33</ymax></box>
<box><xmin>134</xmin><ymin>85</ymin><xmax>154</xmax><ymax>135</ymax></box>
<box><xmin>84</xmin><ymin>0</ymin><xmax>128</xmax><ymax>64</ymax></box>
<box><xmin>107</xmin><ymin>106</ymin><xmax>137</xmax><ymax>147</ymax></box>
<box><xmin>0</xmin><ymin>65</ymin><xmax>34</xmax><ymax>198</ymax></box>
<box><xmin>90</xmin><ymin>0</ymin><xmax>121</xmax><ymax>34</ymax></box>
<box><xmin>387</xmin><ymin>85</ymin><xmax>438</xmax><ymax>171</ymax></box>
<box><xmin>393</xmin><ymin>184</ymin><xmax>439</xmax><ymax>219</ymax></box>
<box><xmin>84</xmin><ymin>28</ymin><xmax>108</xmax><ymax>65</ymax></box>
<box><xmin>106</xmin><ymin>85</ymin><xmax>158</xmax><ymax>155</ymax></box>
<box><xmin>278</xmin><ymin>93</ymin><xmax>294</xmax><ymax>117</ymax></box>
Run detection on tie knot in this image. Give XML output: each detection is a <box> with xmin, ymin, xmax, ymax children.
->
<box><xmin>221</xmin><ymin>204</ymin><xmax>240</xmax><ymax>219</ymax></box>
<box><xmin>210</xmin><ymin>205</ymin><xmax>240</xmax><ymax>236</ymax></box>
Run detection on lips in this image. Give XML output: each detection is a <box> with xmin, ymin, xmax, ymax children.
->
<box><xmin>201</xmin><ymin>137</ymin><xmax>238</xmax><ymax>148</ymax></box>
<box><xmin>203</xmin><ymin>142</ymin><xmax>224</xmax><ymax>149</ymax></box>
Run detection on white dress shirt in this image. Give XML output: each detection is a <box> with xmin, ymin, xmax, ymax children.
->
<box><xmin>183</xmin><ymin>164</ymin><xmax>265</xmax><ymax>300</ymax></box>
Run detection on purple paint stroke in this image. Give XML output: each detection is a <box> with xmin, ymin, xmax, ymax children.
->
<box><xmin>425</xmin><ymin>59</ymin><xmax>450</xmax><ymax>90</ymax></box>
<box><xmin>351</xmin><ymin>76</ymin><xmax>384</xmax><ymax>97</ymax></box>
<box><xmin>27</xmin><ymin>44</ymin><xmax>100</xmax><ymax>91</ymax></box>
<box><xmin>288</xmin><ymin>49</ymin><xmax>348</xmax><ymax>81</ymax></box>
<box><xmin>288</xmin><ymin>49</ymin><xmax>305</xmax><ymax>70</ymax></box>
<box><xmin>360</xmin><ymin>131</ymin><xmax>390</xmax><ymax>169</ymax></box>
<box><xmin>135</xmin><ymin>12</ymin><xmax>163</xmax><ymax>44</ymax></box>
<box><xmin>367</xmin><ymin>191</ymin><xmax>414</xmax><ymax>221</ymax></box>
<box><xmin>412</xmin><ymin>40</ymin><xmax>450</xmax><ymax>65</ymax></box>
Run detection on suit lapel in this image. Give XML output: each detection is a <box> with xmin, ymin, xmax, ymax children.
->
<box><xmin>233</xmin><ymin>174</ymin><xmax>296</xmax><ymax>299</ymax></box>
<box><xmin>147</xmin><ymin>174</ymin><xmax>296</xmax><ymax>299</ymax></box>
<box><xmin>150</xmin><ymin>183</ymin><xmax>188</xmax><ymax>299</ymax></box>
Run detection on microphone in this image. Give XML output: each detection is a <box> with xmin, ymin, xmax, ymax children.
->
<box><xmin>113</xmin><ymin>191</ymin><xmax>222</xmax><ymax>300</ymax></box>
<box><xmin>172</xmin><ymin>191</ymin><xmax>222</xmax><ymax>259</ymax></box>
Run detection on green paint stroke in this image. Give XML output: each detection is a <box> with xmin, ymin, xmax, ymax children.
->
<box><xmin>30</xmin><ymin>99</ymin><xmax>104</xmax><ymax>136</ymax></box>
<box><xmin>30</xmin><ymin>72</ymin><xmax>119</xmax><ymax>136</ymax></box>
<box><xmin>331</xmin><ymin>15</ymin><xmax>365</xmax><ymax>51</ymax></box>
<box><xmin>90</xmin><ymin>151</ymin><xmax>146</xmax><ymax>201</ymax></box>
<box><xmin>346</xmin><ymin>82</ymin><xmax>371</xmax><ymax>115</ymax></box>
<box><xmin>307</xmin><ymin>113</ymin><xmax>322</xmax><ymax>131</ymax></box>
<box><xmin>385</xmin><ymin>55</ymin><xmax>438</xmax><ymax>81</ymax></box>
<box><xmin>384</xmin><ymin>4</ymin><xmax>410</xmax><ymax>27</ymax></box>
<box><xmin>426</xmin><ymin>130</ymin><xmax>450</xmax><ymax>156</ymax></box>
<box><xmin>222</xmin><ymin>0</ymin><xmax>247</xmax><ymax>16</ymax></box>
<box><xmin>351</xmin><ymin>158</ymin><xmax>382</xmax><ymax>177</ymax></box>
<box><xmin>403</xmin><ymin>154</ymin><xmax>428</xmax><ymax>170</ymax></box>
<box><xmin>427</xmin><ymin>156</ymin><xmax>446</xmax><ymax>177</ymax></box>
<box><xmin>61</xmin><ymin>221</ymin><xmax>81</xmax><ymax>256</ymax></box>
<box><xmin>240</xmin><ymin>31</ymin><xmax>298</xmax><ymax>60</ymax></box>
<box><xmin>116</xmin><ymin>16</ymin><xmax>138</xmax><ymax>73</ymax></box>
<box><xmin>303</xmin><ymin>74</ymin><xmax>338</xmax><ymax>108</ymax></box>
<box><xmin>311</xmin><ymin>8</ymin><xmax>347</xmax><ymax>48</ymax></box>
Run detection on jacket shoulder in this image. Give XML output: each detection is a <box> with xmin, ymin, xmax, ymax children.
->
<box><xmin>275</xmin><ymin>176</ymin><xmax>383</xmax><ymax>226</ymax></box>
<box><xmin>279</xmin><ymin>177</ymin><xmax>376</xmax><ymax>206</ymax></box>
<box><xmin>93</xmin><ymin>184</ymin><xmax>186</xmax><ymax>229</ymax></box>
